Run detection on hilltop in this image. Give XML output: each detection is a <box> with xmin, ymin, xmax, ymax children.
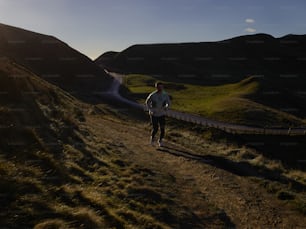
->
<box><xmin>95</xmin><ymin>51</ymin><xmax>119</xmax><ymax>69</ymax></box>
<box><xmin>96</xmin><ymin>33</ymin><xmax>306</xmax><ymax>86</ymax></box>
<box><xmin>0</xmin><ymin>23</ymin><xmax>112</xmax><ymax>103</ymax></box>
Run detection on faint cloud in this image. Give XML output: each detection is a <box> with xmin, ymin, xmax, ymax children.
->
<box><xmin>245</xmin><ymin>28</ymin><xmax>256</xmax><ymax>33</ymax></box>
<box><xmin>245</xmin><ymin>18</ymin><xmax>256</xmax><ymax>33</ymax></box>
<box><xmin>245</xmin><ymin>18</ymin><xmax>255</xmax><ymax>23</ymax></box>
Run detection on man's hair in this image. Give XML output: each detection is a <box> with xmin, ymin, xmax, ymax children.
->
<box><xmin>155</xmin><ymin>82</ymin><xmax>163</xmax><ymax>88</ymax></box>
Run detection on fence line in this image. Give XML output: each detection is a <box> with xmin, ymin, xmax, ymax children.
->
<box><xmin>164</xmin><ymin>109</ymin><xmax>306</xmax><ymax>136</ymax></box>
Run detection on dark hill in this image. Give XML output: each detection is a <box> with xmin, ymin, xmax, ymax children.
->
<box><xmin>96</xmin><ymin>33</ymin><xmax>306</xmax><ymax>87</ymax></box>
<box><xmin>95</xmin><ymin>51</ymin><xmax>119</xmax><ymax>68</ymax></box>
<box><xmin>0</xmin><ymin>23</ymin><xmax>112</xmax><ymax>103</ymax></box>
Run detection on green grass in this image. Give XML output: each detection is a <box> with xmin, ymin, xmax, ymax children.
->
<box><xmin>124</xmin><ymin>74</ymin><xmax>305</xmax><ymax>127</ymax></box>
<box><xmin>125</xmin><ymin>74</ymin><xmax>258</xmax><ymax>111</ymax></box>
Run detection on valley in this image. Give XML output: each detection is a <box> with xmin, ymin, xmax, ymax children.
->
<box><xmin>0</xmin><ymin>22</ymin><xmax>305</xmax><ymax>228</ymax></box>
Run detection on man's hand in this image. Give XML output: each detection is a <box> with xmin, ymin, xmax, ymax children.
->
<box><xmin>163</xmin><ymin>104</ymin><xmax>169</xmax><ymax>111</ymax></box>
<box><xmin>149</xmin><ymin>110</ymin><xmax>154</xmax><ymax>115</ymax></box>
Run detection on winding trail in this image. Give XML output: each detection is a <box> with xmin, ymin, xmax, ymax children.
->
<box><xmin>105</xmin><ymin>70</ymin><xmax>306</xmax><ymax>136</ymax></box>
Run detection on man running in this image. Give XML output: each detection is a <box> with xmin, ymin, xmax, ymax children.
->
<box><xmin>146</xmin><ymin>82</ymin><xmax>171</xmax><ymax>147</ymax></box>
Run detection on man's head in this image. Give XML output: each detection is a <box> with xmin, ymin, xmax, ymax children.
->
<box><xmin>155</xmin><ymin>82</ymin><xmax>164</xmax><ymax>92</ymax></box>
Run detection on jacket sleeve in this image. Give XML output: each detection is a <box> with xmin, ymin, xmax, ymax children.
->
<box><xmin>166</xmin><ymin>94</ymin><xmax>171</xmax><ymax>108</ymax></box>
<box><xmin>145</xmin><ymin>94</ymin><xmax>152</xmax><ymax>109</ymax></box>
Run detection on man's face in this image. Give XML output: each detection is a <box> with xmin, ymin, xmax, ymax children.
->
<box><xmin>156</xmin><ymin>84</ymin><xmax>164</xmax><ymax>92</ymax></box>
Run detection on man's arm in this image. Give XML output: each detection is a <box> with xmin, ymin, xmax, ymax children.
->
<box><xmin>145</xmin><ymin>94</ymin><xmax>152</xmax><ymax>109</ymax></box>
<box><xmin>165</xmin><ymin>93</ymin><xmax>171</xmax><ymax>109</ymax></box>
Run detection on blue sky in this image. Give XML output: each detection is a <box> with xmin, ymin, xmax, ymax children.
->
<box><xmin>0</xmin><ymin>0</ymin><xmax>306</xmax><ymax>59</ymax></box>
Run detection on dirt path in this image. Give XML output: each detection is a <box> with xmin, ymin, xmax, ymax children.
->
<box><xmin>87</xmin><ymin>115</ymin><xmax>306</xmax><ymax>228</ymax></box>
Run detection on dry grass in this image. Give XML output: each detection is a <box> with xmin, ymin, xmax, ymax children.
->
<box><xmin>287</xmin><ymin>170</ymin><xmax>306</xmax><ymax>185</ymax></box>
<box><xmin>34</xmin><ymin>219</ymin><xmax>71</xmax><ymax>229</ymax></box>
<box><xmin>166</xmin><ymin>120</ymin><xmax>306</xmax><ymax>215</ymax></box>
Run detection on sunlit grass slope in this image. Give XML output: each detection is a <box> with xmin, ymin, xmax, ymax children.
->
<box><xmin>124</xmin><ymin>74</ymin><xmax>305</xmax><ymax>127</ymax></box>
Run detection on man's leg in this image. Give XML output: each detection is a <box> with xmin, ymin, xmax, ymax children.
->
<box><xmin>158</xmin><ymin>116</ymin><xmax>166</xmax><ymax>142</ymax></box>
<box><xmin>151</xmin><ymin>115</ymin><xmax>159</xmax><ymax>141</ymax></box>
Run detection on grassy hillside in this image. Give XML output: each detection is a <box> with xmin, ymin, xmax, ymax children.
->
<box><xmin>0</xmin><ymin>59</ymin><xmax>230</xmax><ymax>228</ymax></box>
<box><xmin>0</xmin><ymin>58</ymin><xmax>96</xmax><ymax>227</ymax></box>
<box><xmin>0</xmin><ymin>59</ymin><xmax>156</xmax><ymax>228</ymax></box>
<box><xmin>0</xmin><ymin>23</ymin><xmax>112</xmax><ymax>103</ymax></box>
<box><xmin>123</xmin><ymin>74</ymin><xmax>305</xmax><ymax>127</ymax></box>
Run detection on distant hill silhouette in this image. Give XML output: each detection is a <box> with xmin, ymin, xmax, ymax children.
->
<box><xmin>96</xmin><ymin>34</ymin><xmax>306</xmax><ymax>119</ymax></box>
<box><xmin>96</xmin><ymin>51</ymin><xmax>119</xmax><ymax>69</ymax></box>
<box><xmin>96</xmin><ymin>33</ymin><xmax>306</xmax><ymax>85</ymax></box>
<box><xmin>0</xmin><ymin>23</ymin><xmax>112</xmax><ymax>103</ymax></box>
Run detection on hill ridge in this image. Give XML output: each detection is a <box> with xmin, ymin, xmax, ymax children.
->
<box><xmin>0</xmin><ymin>22</ymin><xmax>112</xmax><ymax>103</ymax></box>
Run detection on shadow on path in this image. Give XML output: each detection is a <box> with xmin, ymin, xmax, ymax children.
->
<box><xmin>157</xmin><ymin>145</ymin><xmax>306</xmax><ymax>192</ymax></box>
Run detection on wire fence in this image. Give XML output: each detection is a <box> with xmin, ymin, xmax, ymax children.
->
<box><xmin>165</xmin><ymin>109</ymin><xmax>306</xmax><ymax>136</ymax></box>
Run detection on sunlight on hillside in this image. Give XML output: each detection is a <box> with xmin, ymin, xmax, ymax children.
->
<box><xmin>124</xmin><ymin>74</ymin><xmax>305</xmax><ymax>127</ymax></box>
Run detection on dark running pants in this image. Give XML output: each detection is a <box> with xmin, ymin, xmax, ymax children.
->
<box><xmin>150</xmin><ymin>115</ymin><xmax>165</xmax><ymax>141</ymax></box>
